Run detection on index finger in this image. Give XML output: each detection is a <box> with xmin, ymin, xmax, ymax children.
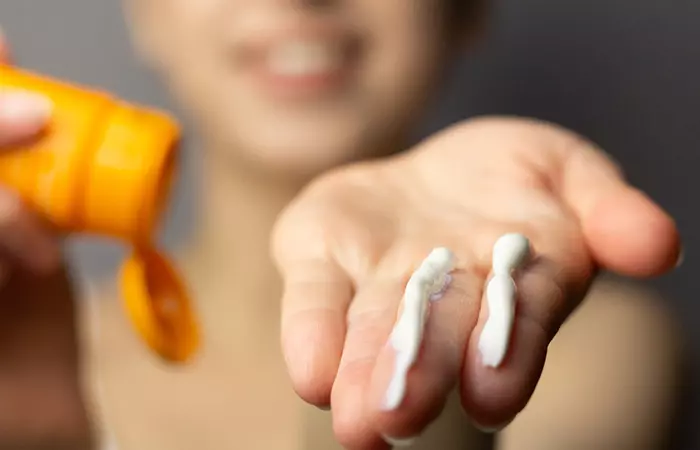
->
<box><xmin>0</xmin><ymin>27</ymin><xmax>53</xmax><ymax>147</ymax></box>
<box><xmin>278</xmin><ymin>257</ymin><xmax>354</xmax><ymax>408</ymax></box>
<box><xmin>0</xmin><ymin>90</ymin><xmax>52</xmax><ymax>147</ymax></box>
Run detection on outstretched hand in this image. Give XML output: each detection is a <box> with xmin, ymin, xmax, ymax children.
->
<box><xmin>272</xmin><ymin>117</ymin><xmax>680</xmax><ymax>448</ymax></box>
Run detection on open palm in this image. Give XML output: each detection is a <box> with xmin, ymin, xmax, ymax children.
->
<box><xmin>272</xmin><ymin>118</ymin><xmax>680</xmax><ymax>449</ymax></box>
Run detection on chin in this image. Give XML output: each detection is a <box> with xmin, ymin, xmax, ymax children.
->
<box><xmin>254</xmin><ymin>141</ymin><xmax>359</xmax><ymax>178</ymax></box>
<box><xmin>236</xmin><ymin>125</ymin><xmax>372</xmax><ymax>178</ymax></box>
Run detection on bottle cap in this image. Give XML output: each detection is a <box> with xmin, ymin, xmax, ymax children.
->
<box><xmin>84</xmin><ymin>103</ymin><xmax>199</xmax><ymax>362</ymax></box>
<box><xmin>120</xmin><ymin>246</ymin><xmax>200</xmax><ymax>362</ymax></box>
<box><xmin>0</xmin><ymin>64</ymin><xmax>200</xmax><ymax>363</ymax></box>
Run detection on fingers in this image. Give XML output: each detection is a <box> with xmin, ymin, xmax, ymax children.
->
<box><xmin>460</xmin><ymin>233</ymin><xmax>592</xmax><ymax>430</ymax></box>
<box><xmin>0</xmin><ymin>90</ymin><xmax>53</xmax><ymax>147</ymax></box>
<box><xmin>329</xmin><ymin>268</ymin><xmax>482</xmax><ymax>448</ymax></box>
<box><xmin>0</xmin><ymin>81</ymin><xmax>57</xmax><ymax>272</ymax></box>
<box><xmin>365</xmin><ymin>270</ymin><xmax>482</xmax><ymax>443</ymax></box>
<box><xmin>558</xmin><ymin>136</ymin><xmax>681</xmax><ymax>276</ymax></box>
<box><xmin>0</xmin><ymin>27</ymin><xmax>53</xmax><ymax>146</ymax></box>
<box><xmin>279</xmin><ymin>258</ymin><xmax>353</xmax><ymax>407</ymax></box>
<box><xmin>0</xmin><ymin>29</ymin><xmax>58</xmax><ymax>276</ymax></box>
<box><xmin>330</xmin><ymin>279</ymin><xmax>399</xmax><ymax>449</ymax></box>
<box><xmin>0</xmin><ymin>188</ymin><xmax>60</xmax><ymax>274</ymax></box>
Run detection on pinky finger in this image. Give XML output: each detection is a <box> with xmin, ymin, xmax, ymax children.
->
<box><xmin>280</xmin><ymin>258</ymin><xmax>354</xmax><ymax>408</ymax></box>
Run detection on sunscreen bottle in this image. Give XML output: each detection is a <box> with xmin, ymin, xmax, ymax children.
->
<box><xmin>0</xmin><ymin>64</ymin><xmax>199</xmax><ymax>363</ymax></box>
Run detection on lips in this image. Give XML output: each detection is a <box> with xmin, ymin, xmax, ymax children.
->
<box><xmin>266</xmin><ymin>40</ymin><xmax>344</xmax><ymax>78</ymax></box>
<box><xmin>232</xmin><ymin>25</ymin><xmax>361</xmax><ymax>98</ymax></box>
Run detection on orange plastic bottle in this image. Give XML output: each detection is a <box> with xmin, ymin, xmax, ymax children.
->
<box><xmin>0</xmin><ymin>64</ymin><xmax>199</xmax><ymax>363</ymax></box>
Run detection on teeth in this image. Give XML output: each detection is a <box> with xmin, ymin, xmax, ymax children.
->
<box><xmin>267</xmin><ymin>40</ymin><xmax>341</xmax><ymax>76</ymax></box>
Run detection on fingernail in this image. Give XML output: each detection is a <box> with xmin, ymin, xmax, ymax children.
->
<box><xmin>382</xmin><ymin>434</ymin><xmax>417</xmax><ymax>447</ymax></box>
<box><xmin>675</xmin><ymin>248</ymin><xmax>684</xmax><ymax>269</ymax></box>
<box><xmin>317</xmin><ymin>405</ymin><xmax>330</xmax><ymax>411</ymax></box>
<box><xmin>0</xmin><ymin>90</ymin><xmax>53</xmax><ymax>122</ymax></box>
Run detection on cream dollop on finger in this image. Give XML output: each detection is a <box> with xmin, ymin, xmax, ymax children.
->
<box><xmin>478</xmin><ymin>233</ymin><xmax>532</xmax><ymax>368</ymax></box>
<box><xmin>383</xmin><ymin>247</ymin><xmax>455</xmax><ymax>411</ymax></box>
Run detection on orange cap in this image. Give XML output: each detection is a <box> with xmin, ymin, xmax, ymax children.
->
<box><xmin>120</xmin><ymin>247</ymin><xmax>199</xmax><ymax>362</ymax></box>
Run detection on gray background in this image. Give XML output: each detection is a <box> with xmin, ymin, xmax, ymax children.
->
<box><xmin>1</xmin><ymin>0</ymin><xmax>698</xmax><ymax>449</ymax></box>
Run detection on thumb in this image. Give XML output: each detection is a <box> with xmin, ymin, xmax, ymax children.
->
<box><xmin>558</xmin><ymin>136</ymin><xmax>681</xmax><ymax>276</ymax></box>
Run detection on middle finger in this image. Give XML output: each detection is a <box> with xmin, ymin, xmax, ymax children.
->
<box><xmin>367</xmin><ymin>267</ymin><xmax>481</xmax><ymax>444</ymax></box>
<box><xmin>330</xmin><ymin>250</ymin><xmax>482</xmax><ymax>448</ymax></box>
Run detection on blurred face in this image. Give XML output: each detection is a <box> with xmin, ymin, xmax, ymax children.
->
<box><xmin>126</xmin><ymin>0</ymin><xmax>467</xmax><ymax>177</ymax></box>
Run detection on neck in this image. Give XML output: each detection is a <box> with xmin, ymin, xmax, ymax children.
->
<box><xmin>196</xmin><ymin>154</ymin><xmax>306</xmax><ymax>260</ymax></box>
<box><xmin>180</xmin><ymin>149</ymin><xmax>308</xmax><ymax>340</ymax></box>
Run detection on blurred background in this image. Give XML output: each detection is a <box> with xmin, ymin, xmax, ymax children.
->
<box><xmin>1</xmin><ymin>0</ymin><xmax>698</xmax><ymax>448</ymax></box>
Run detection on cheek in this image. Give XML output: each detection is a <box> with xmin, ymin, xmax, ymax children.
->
<box><xmin>363</xmin><ymin>3</ymin><xmax>448</xmax><ymax>115</ymax></box>
<box><xmin>152</xmin><ymin>0</ymin><xmax>231</xmax><ymax>81</ymax></box>
<box><xmin>361</xmin><ymin>43</ymin><xmax>443</xmax><ymax>146</ymax></box>
<box><xmin>155</xmin><ymin>17</ymin><xmax>228</xmax><ymax>130</ymax></box>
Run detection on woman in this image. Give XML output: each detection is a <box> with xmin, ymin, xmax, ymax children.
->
<box><xmin>0</xmin><ymin>1</ymin><xmax>683</xmax><ymax>449</ymax></box>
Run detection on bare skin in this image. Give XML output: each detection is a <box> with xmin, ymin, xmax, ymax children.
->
<box><xmin>0</xmin><ymin>40</ymin><xmax>93</xmax><ymax>449</ymax></box>
<box><xmin>0</xmin><ymin>268</ymin><xmax>93</xmax><ymax>450</ymax></box>
<box><xmin>0</xmin><ymin>3</ymin><xmax>685</xmax><ymax>450</ymax></box>
<box><xmin>81</xmin><ymin>119</ymin><xmax>681</xmax><ymax>450</ymax></box>
<box><xmin>81</xmin><ymin>277</ymin><xmax>681</xmax><ymax>450</ymax></box>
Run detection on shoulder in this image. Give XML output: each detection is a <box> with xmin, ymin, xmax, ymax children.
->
<box><xmin>554</xmin><ymin>273</ymin><xmax>683</xmax><ymax>367</ymax></box>
<box><xmin>581</xmin><ymin>274</ymin><xmax>678</xmax><ymax>330</ymax></box>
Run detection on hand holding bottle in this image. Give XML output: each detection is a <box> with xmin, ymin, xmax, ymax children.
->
<box><xmin>0</xmin><ymin>30</ymin><xmax>94</xmax><ymax>449</ymax></box>
<box><xmin>0</xmin><ymin>40</ymin><xmax>60</xmax><ymax>280</ymax></box>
